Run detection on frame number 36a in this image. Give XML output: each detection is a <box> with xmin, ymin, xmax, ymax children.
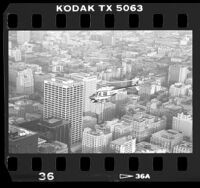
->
<box><xmin>38</xmin><ymin>172</ymin><xmax>54</xmax><ymax>181</ymax></box>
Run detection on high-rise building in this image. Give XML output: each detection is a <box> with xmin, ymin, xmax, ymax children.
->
<box><xmin>82</xmin><ymin>127</ymin><xmax>112</xmax><ymax>153</ymax></box>
<box><xmin>43</xmin><ymin>77</ymin><xmax>84</xmax><ymax>146</ymax></box>
<box><xmin>150</xmin><ymin>129</ymin><xmax>183</xmax><ymax>152</ymax></box>
<box><xmin>69</xmin><ymin>73</ymin><xmax>97</xmax><ymax>114</ymax></box>
<box><xmin>168</xmin><ymin>65</ymin><xmax>188</xmax><ymax>84</ymax></box>
<box><xmin>172</xmin><ymin>113</ymin><xmax>192</xmax><ymax>141</ymax></box>
<box><xmin>17</xmin><ymin>31</ymin><xmax>31</xmax><ymax>44</ymax></box>
<box><xmin>110</xmin><ymin>135</ymin><xmax>136</xmax><ymax>153</ymax></box>
<box><xmin>9</xmin><ymin>125</ymin><xmax>38</xmax><ymax>153</ymax></box>
<box><xmin>16</xmin><ymin>69</ymin><xmax>34</xmax><ymax>95</ymax></box>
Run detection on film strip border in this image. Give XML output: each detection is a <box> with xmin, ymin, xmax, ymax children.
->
<box><xmin>3</xmin><ymin>3</ymin><xmax>200</xmax><ymax>182</ymax></box>
<box><xmin>3</xmin><ymin>3</ymin><xmax>200</xmax><ymax>29</ymax></box>
<box><xmin>7</xmin><ymin>13</ymin><xmax>188</xmax><ymax>29</ymax></box>
<box><xmin>7</xmin><ymin>155</ymin><xmax>188</xmax><ymax>171</ymax></box>
<box><xmin>6</xmin><ymin>155</ymin><xmax>193</xmax><ymax>181</ymax></box>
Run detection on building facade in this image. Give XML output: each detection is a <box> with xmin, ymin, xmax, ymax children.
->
<box><xmin>172</xmin><ymin>140</ymin><xmax>192</xmax><ymax>153</ymax></box>
<box><xmin>135</xmin><ymin>141</ymin><xmax>167</xmax><ymax>153</ymax></box>
<box><xmin>114</xmin><ymin>121</ymin><xmax>133</xmax><ymax>140</ymax></box>
<box><xmin>70</xmin><ymin>73</ymin><xmax>97</xmax><ymax>114</ymax></box>
<box><xmin>168</xmin><ymin>65</ymin><xmax>188</xmax><ymax>84</ymax></box>
<box><xmin>16</xmin><ymin>69</ymin><xmax>34</xmax><ymax>95</ymax></box>
<box><xmin>82</xmin><ymin>127</ymin><xmax>112</xmax><ymax>153</ymax></box>
<box><xmin>172</xmin><ymin>113</ymin><xmax>192</xmax><ymax>141</ymax></box>
<box><xmin>43</xmin><ymin>77</ymin><xmax>84</xmax><ymax>146</ymax></box>
<box><xmin>169</xmin><ymin>83</ymin><xmax>191</xmax><ymax>97</ymax></box>
<box><xmin>121</xmin><ymin>112</ymin><xmax>166</xmax><ymax>142</ymax></box>
<box><xmin>9</xmin><ymin>125</ymin><xmax>38</xmax><ymax>153</ymax></box>
<box><xmin>150</xmin><ymin>129</ymin><xmax>183</xmax><ymax>152</ymax></box>
<box><xmin>110</xmin><ymin>135</ymin><xmax>136</xmax><ymax>153</ymax></box>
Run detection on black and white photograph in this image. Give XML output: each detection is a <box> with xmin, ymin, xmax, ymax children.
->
<box><xmin>8</xmin><ymin>30</ymin><xmax>192</xmax><ymax>154</ymax></box>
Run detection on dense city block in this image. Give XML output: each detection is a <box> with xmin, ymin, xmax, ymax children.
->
<box><xmin>8</xmin><ymin>31</ymin><xmax>192</xmax><ymax>153</ymax></box>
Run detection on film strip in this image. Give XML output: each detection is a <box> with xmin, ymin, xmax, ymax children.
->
<box><xmin>2</xmin><ymin>2</ymin><xmax>200</xmax><ymax>182</ymax></box>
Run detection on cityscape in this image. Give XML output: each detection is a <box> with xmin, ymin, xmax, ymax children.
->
<box><xmin>8</xmin><ymin>31</ymin><xmax>192</xmax><ymax>153</ymax></box>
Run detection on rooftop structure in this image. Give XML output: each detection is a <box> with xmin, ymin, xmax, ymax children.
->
<box><xmin>44</xmin><ymin>77</ymin><xmax>83</xmax><ymax>88</ymax></box>
<box><xmin>111</xmin><ymin>135</ymin><xmax>134</xmax><ymax>146</ymax></box>
<box><xmin>9</xmin><ymin>125</ymin><xmax>37</xmax><ymax>141</ymax></box>
<box><xmin>38</xmin><ymin>140</ymin><xmax>68</xmax><ymax>153</ymax></box>
<box><xmin>9</xmin><ymin>125</ymin><xmax>38</xmax><ymax>153</ymax></box>
<box><xmin>82</xmin><ymin>127</ymin><xmax>112</xmax><ymax>153</ymax></box>
<box><xmin>135</xmin><ymin>141</ymin><xmax>167</xmax><ymax>153</ymax></box>
<box><xmin>173</xmin><ymin>140</ymin><xmax>192</xmax><ymax>153</ymax></box>
<box><xmin>151</xmin><ymin>129</ymin><xmax>183</xmax><ymax>140</ymax></box>
<box><xmin>150</xmin><ymin>129</ymin><xmax>183</xmax><ymax>152</ymax></box>
<box><xmin>110</xmin><ymin>135</ymin><xmax>136</xmax><ymax>153</ymax></box>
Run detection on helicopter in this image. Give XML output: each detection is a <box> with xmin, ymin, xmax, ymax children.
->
<box><xmin>90</xmin><ymin>86</ymin><xmax>126</xmax><ymax>103</ymax></box>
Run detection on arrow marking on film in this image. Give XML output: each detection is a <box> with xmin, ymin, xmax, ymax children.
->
<box><xmin>119</xmin><ymin>174</ymin><xmax>134</xmax><ymax>179</ymax></box>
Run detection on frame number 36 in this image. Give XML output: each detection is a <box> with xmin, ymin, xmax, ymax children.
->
<box><xmin>38</xmin><ymin>172</ymin><xmax>54</xmax><ymax>181</ymax></box>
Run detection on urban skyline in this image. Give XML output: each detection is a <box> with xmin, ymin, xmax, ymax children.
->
<box><xmin>8</xmin><ymin>30</ymin><xmax>192</xmax><ymax>153</ymax></box>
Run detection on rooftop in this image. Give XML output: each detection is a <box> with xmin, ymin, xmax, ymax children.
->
<box><xmin>16</xmin><ymin>118</ymin><xmax>69</xmax><ymax>133</ymax></box>
<box><xmin>114</xmin><ymin>121</ymin><xmax>132</xmax><ymax>129</ymax></box>
<box><xmin>122</xmin><ymin>112</ymin><xmax>155</xmax><ymax>123</ymax></box>
<box><xmin>9</xmin><ymin>125</ymin><xmax>36</xmax><ymax>141</ymax></box>
<box><xmin>14</xmin><ymin>99</ymin><xmax>33</xmax><ymax>106</ymax></box>
<box><xmin>46</xmin><ymin>118</ymin><xmax>61</xmax><ymax>124</ymax></box>
<box><xmin>44</xmin><ymin>77</ymin><xmax>83</xmax><ymax>86</ymax></box>
<box><xmin>111</xmin><ymin>136</ymin><xmax>134</xmax><ymax>146</ymax></box>
<box><xmin>70</xmin><ymin>72</ymin><xmax>97</xmax><ymax>79</ymax></box>
<box><xmin>40</xmin><ymin>118</ymin><xmax>69</xmax><ymax>128</ymax></box>
<box><xmin>83</xmin><ymin>127</ymin><xmax>111</xmax><ymax>136</ymax></box>
<box><xmin>163</xmin><ymin>103</ymin><xmax>183</xmax><ymax>110</ymax></box>
<box><xmin>38</xmin><ymin>141</ymin><xmax>68</xmax><ymax>153</ymax></box>
<box><xmin>136</xmin><ymin>141</ymin><xmax>166</xmax><ymax>152</ymax></box>
<box><xmin>176</xmin><ymin>140</ymin><xmax>192</xmax><ymax>148</ymax></box>
<box><xmin>152</xmin><ymin>129</ymin><xmax>183</xmax><ymax>140</ymax></box>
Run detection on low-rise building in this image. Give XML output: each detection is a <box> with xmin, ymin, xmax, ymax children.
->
<box><xmin>82</xmin><ymin>127</ymin><xmax>112</xmax><ymax>153</ymax></box>
<box><xmin>172</xmin><ymin>140</ymin><xmax>192</xmax><ymax>153</ymax></box>
<box><xmin>121</xmin><ymin>112</ymin><xmax>166</xmax><ymax>142</ymax></box>
<box><xmin>113</xmin><ymin>121</ymin><xmax>133</xmax><ymax>140</ymax></box>
<box><xmin>38</xmin><ymin>140</ymin><xmax>68</xmax><ymax>153</ymax></box>
<box><xmin>169</xmin><ymin>82</ymin><xmax>191</xmax><ymax>97</ymax></box>
<box><xmin>110</xmin><ymin>135</ymin><xmax>136</xmax><ymax>153</ymax></box>
<box><xmin>9</xmin><ymin>125</ymin><xmax>38</xmax><ymax>153</ymax></box>
<box><xmin>150</xmin><ymin>129</ymin><xmax>183</xmax><ymax>152</ymax></box>
<box><xmin>135</xmin><ymin>141</ymin><xmax>167</xmax><ymax>153</ymax></box>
